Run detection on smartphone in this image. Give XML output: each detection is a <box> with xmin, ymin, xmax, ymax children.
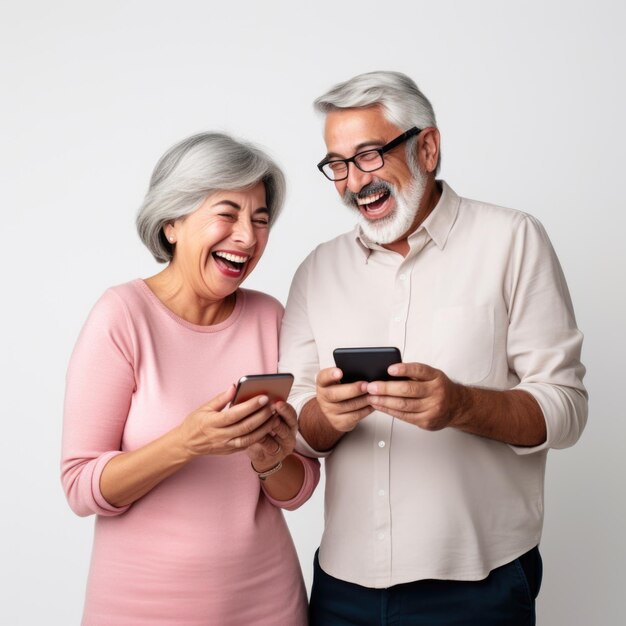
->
<box><xmin>333</xmin><ymin>347</ymin><xmax>404</xmax><ymax>384</ymax></box>
<box><xmin>232</xmin><ymin>373</ymin><xmax>294</xmax><ymax>405</ymax></box>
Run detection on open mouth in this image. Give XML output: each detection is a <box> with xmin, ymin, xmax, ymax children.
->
<box><xmin>212</xmin><ymin>251</ymin><xmax>250</xmax><ymax>276</ymax></box>
<box><xmin>356</xmin><ymin>188</ymin><xmax>391</xmax><ymax>214</ymax></box>
<box><xmin>347</xmin><ymin>182</ymin><xmax>394</xmax><ymax>219</ymax></box>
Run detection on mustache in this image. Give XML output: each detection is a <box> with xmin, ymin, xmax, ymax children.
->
<box><xmin>342</xmin><ymin>181</ymin><xmax>392</xmax><ymax>208</ymax></box>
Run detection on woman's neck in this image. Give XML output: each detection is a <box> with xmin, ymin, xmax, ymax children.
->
<box><xmin>144</xmin><ymin>267</ymin><xmax>236</xmax><ymax>326</ymax></box>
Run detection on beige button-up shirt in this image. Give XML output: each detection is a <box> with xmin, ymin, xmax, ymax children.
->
<box><xmin>279</xmin><ymin>181</ymin><xmax>587</xmax><ymax>587</ymax></box>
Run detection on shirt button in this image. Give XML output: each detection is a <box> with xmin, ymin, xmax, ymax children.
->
<box><xmin>399</xmin><ymin>273</ymin><xmax>406</xmax><ymax>281</ymax></box>
<box><xmin>378</xmin><ymin>489</ymin><xmax>385</xmax><ymax>497</ymax></box>
<box><xmin>378</xmin><ymin>440</ymin><xmax>386</xmax><ymax>448</ymax></box>
<box><xmin>378</xmin><ymin>532</ymin><xmax>385</xmax><ymax>541</ymax></box>
<box><xmin>393</xmin><ymin>316</ymin><xmax>401</xmax><ymax>322</ymax></box>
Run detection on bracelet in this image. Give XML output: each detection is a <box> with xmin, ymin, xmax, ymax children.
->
<box><xmin>252</xmin><ymin>460</ymin><xmax>283</xmax><ymax>481</ymax></box>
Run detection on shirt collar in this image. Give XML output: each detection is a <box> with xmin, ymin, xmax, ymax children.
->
<box><xmin>354</xmin><ymin>180</ymin><xmax>460</xmax><ymax>257</ymax></box>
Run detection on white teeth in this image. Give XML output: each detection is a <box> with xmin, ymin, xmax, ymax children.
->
<box><xmin>214</xmin><ymin>251</ymin><xmax>248</xmax><ymax>263</ymax></box>
<box><xmin>357</xmin><ymin>191</ymin><xmax>386</xmax><ymax>206</ymax></box>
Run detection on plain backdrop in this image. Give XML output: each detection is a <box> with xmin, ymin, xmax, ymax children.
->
<box><xmin>2</xmin><ymin>1</ymin><xmax>624</xmax><ymax>624</ymax></box>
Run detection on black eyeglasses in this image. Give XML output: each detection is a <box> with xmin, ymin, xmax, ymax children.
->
<box><xmin>317</xmin><ymin>127</ymin><xmax>421</xmax><ymax>181</ymax></box>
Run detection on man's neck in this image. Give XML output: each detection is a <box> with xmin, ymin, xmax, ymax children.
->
<box><xmin>383</xmin><ymin>177</ymin><xmax>442</xmax><ymax>257</ymax></box>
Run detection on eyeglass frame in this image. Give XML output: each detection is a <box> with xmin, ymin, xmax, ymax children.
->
<box><xmin>317</xmin><ymin>126</ymin><xmax>422</xmax><ymax>181</ymax></box>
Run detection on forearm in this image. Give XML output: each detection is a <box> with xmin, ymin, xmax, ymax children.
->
<box><xmin>298</xmin><ymin>397</ymin><xmax>345</xmax><ymax>452</ymax></box>
<box><xmin>452</xmin><ymin>386</ymin><xmax>547</xmax><ymax>446</ymax></box>
<box><xmin>259</xmin><ymin>454</ymin><xmax>305</xmax><ymax>501</ymax></box>
<box><xmin>100</xmin><ymin>426</ymin><xmax>192</xmax><ymax>507</ymax></box>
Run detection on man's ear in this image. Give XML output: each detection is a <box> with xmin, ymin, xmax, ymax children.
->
<box><xmin>418</xmin><ymin>127</ymin><xmax>440</xmax><ymax>174</ymax></box>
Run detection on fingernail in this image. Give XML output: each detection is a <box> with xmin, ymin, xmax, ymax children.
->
<box><xmin>388</xmin><ymin>366</ymin><xmax>398</xmax><ymax>375</ymax></box>
<box><xmin>258</xmin><ymin>395</ymin><xmax>269</xmax><ymax>405</ymax></box>
<box><xmin>368</xmin><ymin>383</ymin><xmax>378</xmax><ymax>394</ymax></box>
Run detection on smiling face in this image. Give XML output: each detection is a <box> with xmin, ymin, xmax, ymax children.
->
<box><xmin>323</xmin><ymin>106</ymin><xmax>428</xmax><ymax>245</ymax></box>
<box><xmin>164</xmin><ymin>182</ymin><xmax>270</xmax><ymax>304</ymax></box>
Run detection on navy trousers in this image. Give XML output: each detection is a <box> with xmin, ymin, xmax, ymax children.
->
<box><xmin>309</xmin><ymin>547</ymin><xmax>542</xmax><ymax>626</ymax></box>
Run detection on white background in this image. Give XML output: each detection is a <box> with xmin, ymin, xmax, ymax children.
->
<box><xmin>2</xmin><ymin>1</ymin><xmax>625</xmax><ymax>624</ymax></box>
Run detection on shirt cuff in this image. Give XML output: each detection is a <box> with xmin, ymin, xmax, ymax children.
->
<box><xmin>508</xmin><ymin>382</ymin><xmax>587</xmax><ymax>455</ymax></box>
<box><xmin>294</xmin><ymin>431</ymin><xmax>333</xmax><ymax>458</ymax></box>
<box><xmin>291</xmin><ymin>391</ymin><xmax>336</xmax><ymax>458</ymax></box>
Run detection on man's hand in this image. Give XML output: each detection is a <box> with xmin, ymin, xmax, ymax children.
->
<box><xmin>366</xmin><ymin>362</ymin><xmax>467</xmax><ymax>431</ymax></box>
<box><xmin>365</xmin><ymin>361</ymin><xmax>547</xmax><ymax>446</ymax></box>
<box><xmin>316</xmin><ymin>366</ymin><xmax>374</xmax><ymax>432</ymax></box>
<box><xmin>298</xmin><ymin>366</ymin><xmax>374</xmax><ymax>453</ymax></box>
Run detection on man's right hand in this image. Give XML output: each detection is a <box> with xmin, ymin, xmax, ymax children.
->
<box><xmin>315</xmin><ymin>366</ymin><xmax>373</xmax><ymax>433</ymax></box>
<box><xmin>299</xmin><ymin>367</ymin><xmax>374</xmax><ymax>452</ymax></box>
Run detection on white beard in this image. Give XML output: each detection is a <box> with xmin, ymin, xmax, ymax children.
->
<box><xmin>345</xmin><ymin>169</ymin><xmax>428</xmax><ymax>245</ymax></box>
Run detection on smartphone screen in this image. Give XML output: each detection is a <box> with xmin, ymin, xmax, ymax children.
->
<box><xmin>333</xmin><ymin>347</ymin><xmax>403</xmax><ymax>383</ymax></box>
<box><xmin>232</xmin><ymin>373</ymin><xmax>294</xmax><ymax>405</ymax></box>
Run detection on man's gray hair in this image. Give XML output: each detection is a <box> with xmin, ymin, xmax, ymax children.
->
<box><xmin>136</xmin><ymin>132</ymin><xmax>286</xmax><ymax>263</ymax></box>
<box><xmin>314</xmin><ymin>71</ymin><xmax>440</xmax><ymax>174</ymax></box>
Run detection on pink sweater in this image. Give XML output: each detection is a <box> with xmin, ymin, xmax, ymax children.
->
<box><xmin>61</xmin><ymin>280</ymin><xmax>319</xmax><ymax>625</ymax></box>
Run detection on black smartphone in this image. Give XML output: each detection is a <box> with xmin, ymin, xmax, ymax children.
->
<box><xmin>232</xmin><ymin>373</ymin><xmax>294</xmax><ymax>405</ymax></box>
<box><xmin>333</xmin><ymin>347</ymin><xmax>404</xmax><ymax>384</ymax></box>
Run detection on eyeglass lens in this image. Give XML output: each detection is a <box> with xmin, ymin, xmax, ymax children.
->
<box><xmin>322</xmin><ymin>150</ymin><xmax>384</xmax><ymax>180</ymax></box>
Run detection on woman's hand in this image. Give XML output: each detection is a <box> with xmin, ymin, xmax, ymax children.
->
<box><xmin>99</xmin><ymin>387</ymin><xmax>283</xmax><ymax>509</ymax></box>
<box><xmin>246</xmin><ymin>401</ymin><xmax>298</xmax><ymax>472</ymax></box>
<box><xmin>177</xmin><ymin>385</ymin><xmax>281</xmax><ymax>458</ymax></box>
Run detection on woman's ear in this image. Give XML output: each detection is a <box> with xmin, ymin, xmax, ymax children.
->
<box><xmin>164</xmin><ymin>222</ymin><xmax>176</xmax><ymax>244</ymax></box>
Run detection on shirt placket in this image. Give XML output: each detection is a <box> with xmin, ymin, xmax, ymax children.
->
<box><xmin>371</xmin><ymin>236</ymin><xmax>424</xmax><ymax>586</ymax></box>
<box><xmin>371</xmin><ymin>409</ymin><xmax>392</xmax><ymax>585</ymax></box>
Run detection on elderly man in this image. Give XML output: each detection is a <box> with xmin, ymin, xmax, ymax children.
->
<box><xmin>279</xmin><ymin>71</ymin><xmax>587</xmax><ymax>625</ymax></box>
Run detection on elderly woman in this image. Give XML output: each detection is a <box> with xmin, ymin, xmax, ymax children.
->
<box><xmin>61</xmin><ymin>133</ymin><xmax>319</xmax><ymax>625</ymax></box>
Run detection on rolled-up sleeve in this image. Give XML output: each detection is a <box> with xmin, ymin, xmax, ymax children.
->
<box><xmin>279</xmin><ymin>254</ymin><xmax>340</xmax><ymax>459</ymax></box>
<box><xmin>279</xmin><ymin>258</ymin><xmax>320</xmax><ymax>415</ymax></box>
<box><xmin>262</xmin><ymin>452</ymin><xmax>321</xmax><ymax>510</ymax></box>
<box><xmin>61</xmin><ymin>290</ymin><xmax>134</xmax><ymax>516</ymax></box>
<box><xmin>506</xmin><ymin>214</ymin><xmax>588</xmax><ymax>454</ymax></box>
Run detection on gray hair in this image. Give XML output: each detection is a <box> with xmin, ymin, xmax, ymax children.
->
<box><xmin>314</xmin><ymin>70</ymin><xmax>440</xmax><ymax>174</ymax></box>
<box><xmin>136</xmin><ymin>132</ymin><xmax>286</xmax><ymax>263</ymax></box>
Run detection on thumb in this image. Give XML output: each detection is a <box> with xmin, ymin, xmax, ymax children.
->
<box><xmin>203</xmin><ymin>384</ymin><xmax>237</xmax><ymax>412</ymax></box>
<box><xmin>317</xmin><ymin>366</ymin><xmax>343</xmax><ymax>388</ymax></box>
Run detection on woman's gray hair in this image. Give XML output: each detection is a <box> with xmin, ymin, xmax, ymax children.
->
<box><xmin>314</xmin><ymin>70</ymin><xmax>440</xmax><ymax>174</ymax></box>
<box><xmin>136</xmin><ymin>132</ymin><xmax>286</xmax><ymax>263</ymax></box>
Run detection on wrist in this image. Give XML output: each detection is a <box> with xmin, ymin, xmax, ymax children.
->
<box><xmin>450</xmin><ymin>382</ymin><xmax>473</xmax><ymax>428</ymax></box>
<box><xmin>173</xmin><ymin>424</ymin><xmax>198</xmax><ymax>461</ymax></box>
<box><xmin>300</xmin><ymin>398</ymin><xmax>345</xmax><ymax>451</ymax></box>
<box><xmin>251</xmin><ymin>459</ymin><xmax>283</xmax><ymax>481</ymax></box>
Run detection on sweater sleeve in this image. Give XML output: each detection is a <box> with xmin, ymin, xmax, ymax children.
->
<box><xmin>262</xmin><ymin>452</ymin><xmax>320</xmax><ymax>511</ymax></box>
<box><xmin>61</xmin><ymin>289</ymin><xmax>135</xmax><ymax>517</ymax></box>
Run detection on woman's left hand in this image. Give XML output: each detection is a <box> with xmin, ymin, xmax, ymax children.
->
<box><xmin>246</xmin><ymin>401</ymin><xmax>297</xmax><ymax>472</ymax></box>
